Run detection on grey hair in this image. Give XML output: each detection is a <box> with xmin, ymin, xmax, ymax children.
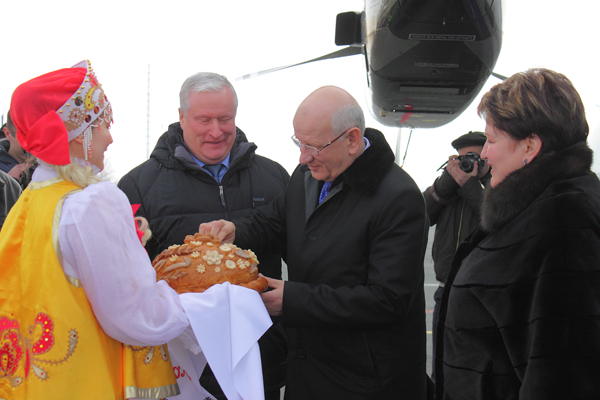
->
<box><xmin>331</xmin><ymin>104</ymin><xmax>365</xmax><ymax>137</ymax></box>
<box><xmin>179</xmin><ymin>72</ymin><xmax>238</xmax><ymax>115</ymax></box>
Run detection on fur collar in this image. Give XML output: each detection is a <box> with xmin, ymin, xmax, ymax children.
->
<box><xmin>339</xmin><ymin>128</ymin><xmax>395</xmax><ymax>196</ymax></box>
<box><xmin>481</xmin><ymin>141</ymin><xmax>593</xmax><ymax>233</ymax></box>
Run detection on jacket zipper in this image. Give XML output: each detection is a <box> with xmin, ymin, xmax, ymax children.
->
<box><xmin>455</xmin><ymin>200</ymin><xmax>465</xmax><ymax>250</ymax></box>
<box><xmin>219</xmin><ymin>185</ymin><xmax>226</xmax><ymax>207</ymax></box>
<box><xmin>219</xmin><ymin>185</ymin><xmax>230</xmax><ymax>220</ymax></box>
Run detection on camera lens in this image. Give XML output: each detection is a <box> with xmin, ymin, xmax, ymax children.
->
<box><xmin>459</xmin><ymin>158</ymin><xmax>474</xmax><ymax>173</ymax></box>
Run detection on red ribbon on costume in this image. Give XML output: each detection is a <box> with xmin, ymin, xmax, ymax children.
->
<box><xmin>131</xmin><ymin>204</ymin><xmax>145</xmax><ymax>245</ymax></box>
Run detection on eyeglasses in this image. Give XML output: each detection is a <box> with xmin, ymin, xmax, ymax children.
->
<box><xmin>291</xmin><ymin>127</ymin><xmax>352</xmax><ymax>156</ymax></box>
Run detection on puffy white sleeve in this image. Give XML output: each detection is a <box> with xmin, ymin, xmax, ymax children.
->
<box><xmin>59</xmin><ymin>181</ymin><xmax>190</xmax><ymax>346</ymax></box>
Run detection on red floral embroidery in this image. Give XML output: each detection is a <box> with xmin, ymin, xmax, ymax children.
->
<box><xmin>32</xmin><ymin>313</ymin><xmax>55</xmax><ymax>355</ymax></box>
<box><xmin>0</xmin><ymin>317</ymin><xmax>24</xmax><ymax>380</ymax></box>
<box><xmin>0</xmin><ymin>313</ymin><xmax>78</xmax><ymax>387</ymax></box>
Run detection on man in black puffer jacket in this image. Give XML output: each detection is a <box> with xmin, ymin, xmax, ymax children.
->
<box><xmin>118</xmin><ymin>72</ymin><xmax>289</xmax><ymax>400</ymax></box>
<box><xmin>118</xmin><ymin>122</ymin><xmax>288</xmax><ymax>267</ymax></box>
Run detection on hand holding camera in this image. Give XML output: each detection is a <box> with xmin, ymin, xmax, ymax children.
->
<box><xmin>438</xmin><ymin>152</ymin><xmax>484</xmax><ymax>187</ymax></box>
<box><xmin>456</xmin><ymin>152</ymin><xmax>484</xmax><ymax>173</ymax></box>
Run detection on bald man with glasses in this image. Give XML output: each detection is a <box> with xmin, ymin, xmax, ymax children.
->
<box><xmin>200</xmin><ymin>85</ymin><xmax>430</xmax><ymax>399</ymax></box>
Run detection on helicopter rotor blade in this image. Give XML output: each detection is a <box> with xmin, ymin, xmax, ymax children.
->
<box><xmin>236</xmin><ymin>46</ymin><xmax>363</xmax><ymax>81</ymax></box>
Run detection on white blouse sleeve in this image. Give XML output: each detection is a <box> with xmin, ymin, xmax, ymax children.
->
<box><xmin>58</xmin><ymin>181</ymin><xmax>190</xmax><ymax>346</ymax></box>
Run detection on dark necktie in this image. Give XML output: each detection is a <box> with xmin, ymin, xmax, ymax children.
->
<box><xmin>319</xmin><ymin>181</ymin><xmax>332</xmax><ymax>204</ymax></box>
<box><xmin>204</xmin><ymin>164</ymin><xmax>224</xmax><ymax>183</ymax></box>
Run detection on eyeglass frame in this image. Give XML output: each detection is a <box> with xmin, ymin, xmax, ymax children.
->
<box><xmin>291</xmin><ymin>127</ymin><xmax>354</xmax><ymax>156</ymax></box>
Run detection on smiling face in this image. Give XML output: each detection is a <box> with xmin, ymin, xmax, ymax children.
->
<box><xmin>89</xmin><ymin>119</ymin><xmax>112</xmax><ymax>171</ymax></box>
<box><xmin>481</xmin><ymin>121</ymin><xmax>529</xmax><ymax>187</ymax></box>
<box><xmin>179</xmin><ymin>88</ymin><xmax>237</xmax><ymax>164</ymax></box>
<box><xmin>68</xmin><ymin>118</ymin><xmax>113</xmax><ymax>171</ymax></box>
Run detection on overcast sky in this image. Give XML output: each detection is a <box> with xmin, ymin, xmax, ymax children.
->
<box><xmin>2</xmin><ymin>0</ymin><xmax>599</xmax><ymax>189</ymax></box>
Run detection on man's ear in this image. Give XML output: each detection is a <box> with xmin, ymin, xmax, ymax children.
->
<box><xmin>347</xmin><ymin>127</ymin><xmax>362</xmax><ymax>155</ymax></box>
<box><xmin>178</xmin><ymin>108</ymin><xmax>184</xmax><ymax>123</ymax></box>
<box><xmin>5</xmin><ymin>128</ymin><xmax>16</xmax><ymax>141</ymax></box>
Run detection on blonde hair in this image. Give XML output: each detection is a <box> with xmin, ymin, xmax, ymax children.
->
<box><xmin>51</xmin><ymin>161</ymin><xmax>101</xmax><ymax>188</ymax></box>
<box><xmin>51</xmin><ymin>111</ymin><xmax>110</xmax><ymax>188</ymax></box>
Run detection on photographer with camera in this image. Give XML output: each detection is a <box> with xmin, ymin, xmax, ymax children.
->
<box><xmin>423</xmin><ymin>131</ymin><xmax>490</xmax><ymax>381</ymax></box>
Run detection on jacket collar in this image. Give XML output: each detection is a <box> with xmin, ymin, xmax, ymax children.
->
<box><xmin>300</xmin><ymin>128</ymin><xmax>395</xmax><ymax>195</ymax></box>
<box><xmin>301</xmin><ymin>128</ymin><xmax>394</xmax><ymax>218</ymax></box>
<box><xmin>481</xmin><ymin>141</ymin><xmax>593</xmax><ymax>233</ymax></box>
<box><xmin>339</xmin><ymin>128</ymin><xmax>396</xmax><ymax>195</ymax></box>
<box><xmin>151</xmin><ymin>122</ymin><xmax>256</xmax><ymax>172</ymax></box>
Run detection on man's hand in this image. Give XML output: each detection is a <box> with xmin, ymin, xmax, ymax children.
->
<box><xmin>446</xmin><ymin>155</ymin><xmax>477</xmax><ymax>187</ymax></box>
<box><xmin>198</xmin><ymin>219</ymin><xmax>235</xmax><ymax>243</ymax></box>
<box><xmin>8</xmin><ymin>163</ymin><xmax>30</xmax><ymax>181</ymax></box>
<box><xmin>259</xmin><ymin>276</ymin><xmax>284</xmax><ymax>316</ymax></box>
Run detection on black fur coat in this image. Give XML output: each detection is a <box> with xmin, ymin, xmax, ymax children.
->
<box><xmin>481</xmin><ymin>141</ymin><xmax>594</xmax><ymax>232</ymax></box>
<box><xmin>435</xmin><ymin>142</ymin><xmax>600</xmax><ymax>399</ymax></box>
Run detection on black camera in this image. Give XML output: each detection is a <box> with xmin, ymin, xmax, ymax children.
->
<box><xmin>456</xmin><ymin>152</ymin><xmax>484</xmax><ymax>173</ymax></box>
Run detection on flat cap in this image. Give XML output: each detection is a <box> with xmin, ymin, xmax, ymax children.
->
<box><xmin>451</xmin><ymin>131</ymin><xmax>486</xmax><ymax>150</ymax></box>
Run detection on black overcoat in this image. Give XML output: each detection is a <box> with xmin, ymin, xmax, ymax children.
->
<box><xmin>236</xmin><ymin>128</ymin><xmax>429</xmax><ymax>399</ymax></box>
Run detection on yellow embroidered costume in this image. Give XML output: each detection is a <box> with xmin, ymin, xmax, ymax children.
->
<box><xmin>0</xmin><ymin>179</ymin><xmax>178</xmax><ymax>399</ymax></box>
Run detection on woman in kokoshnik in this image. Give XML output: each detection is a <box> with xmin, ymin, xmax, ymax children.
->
<box><xmin>0</xmin><ymin>60</ymin><xmax>198</xmax><ymax>399</ymax></box>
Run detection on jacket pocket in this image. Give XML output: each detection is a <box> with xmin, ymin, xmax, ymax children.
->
<box><xmin>350</xmin><ymin>330</ymin><xmax>380</xmax><ymax>391</ymax></box>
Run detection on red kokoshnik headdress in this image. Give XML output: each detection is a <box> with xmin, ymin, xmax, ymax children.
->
<box><xmin>9</xmin><ymin>60</ymin><xmax>112</xmax><ymax>165</ymax></box>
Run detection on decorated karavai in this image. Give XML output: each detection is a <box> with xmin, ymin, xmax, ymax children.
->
<box><xmin>153</xmin><ymin>233</ymin><xmax>268</xmax><ymax>294</ymax></box>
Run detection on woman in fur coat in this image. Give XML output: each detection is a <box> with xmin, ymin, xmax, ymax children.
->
<box><xmin>434</xmin><ymin>68</ymin><xmax>600</xmax><ymax>399</ymax></box>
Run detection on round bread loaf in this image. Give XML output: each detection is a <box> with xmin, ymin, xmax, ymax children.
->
<box><xmin>152</xmin><ymin>233</ymin><xmax>268</xmax><ymax>294</ymax></box>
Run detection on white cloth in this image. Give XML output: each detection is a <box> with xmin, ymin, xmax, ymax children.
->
<box><xmin>169</xmin><ymin>282</ymin><xmax>272</xmax><ymax>400</ymax></box>
<box><xmin>166</xmin><ymin>337</ymin><xmax>215</xmax><ymax>399</ymax></box>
